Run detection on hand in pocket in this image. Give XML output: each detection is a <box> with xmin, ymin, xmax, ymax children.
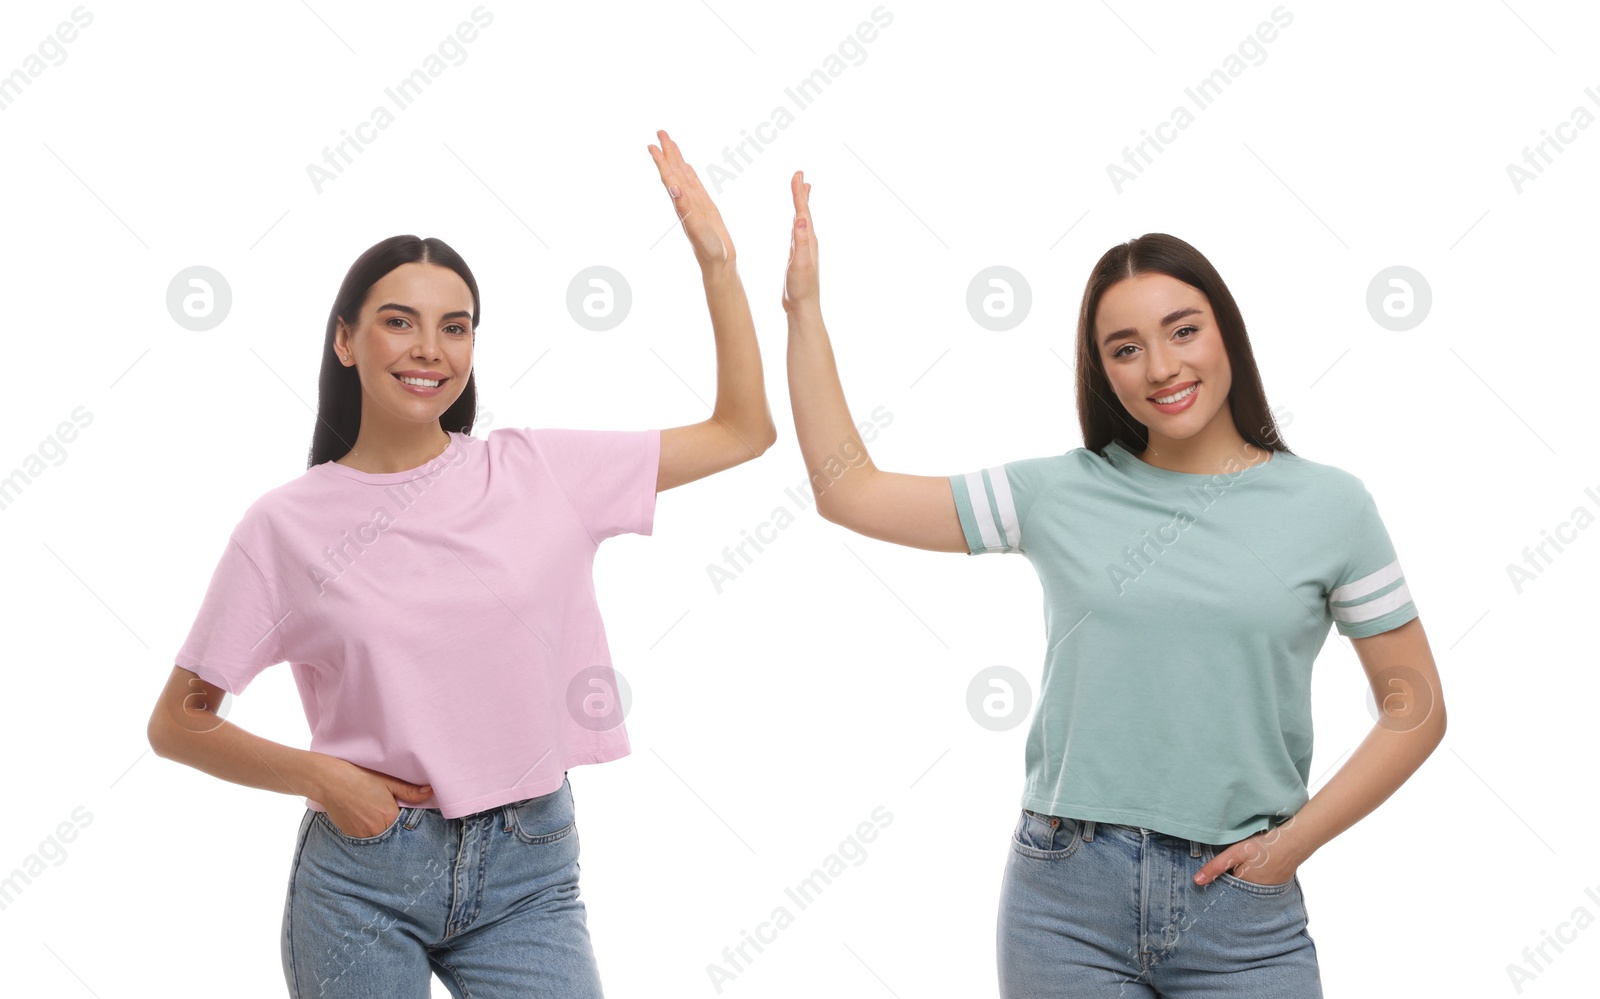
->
<box><xmin>319</xmin><ymin>758</ymin><xmax>434</xmax><ymax>838</ymax></box>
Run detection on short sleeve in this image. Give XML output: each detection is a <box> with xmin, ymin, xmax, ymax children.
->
<box><xmin>529</xmin><ymin>428</ymin><xmax>661</xmax><ymax>543</ymax></box>
<box><xmin>1327</xmin><ymin>486</ymin><xmax>1419</xmax><ymax>638</ymax></box>
<box><xmin>948</xmin><ymin>461</ymin><xmax>1037</xmax><ymax>555</ymax></box>
<box><xmin>173</xmin><ymin>534</ymin><xmax>287</xmax><ymax>695</ymax></box>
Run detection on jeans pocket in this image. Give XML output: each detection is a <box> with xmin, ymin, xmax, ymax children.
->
<box><xmin>1011</xmin><ymin>808</ymin><xmax>1085</xmax><ymax>860</ymax></box>
<box><xmin>1202</xmin><ymin>845</ymin><xmax>1296</xmax><ymax>894</ymax></box>
<box><xmin>1218</xmin><ymin>870</ymin><xmax>1297</xmax><ymax>894</ymax></box>
<box><xmin>318</xmin><ymin>806</ymin><xmax>408</xmax><ymax>845</ymax></box>
<box><xmin>508</xmin><ymin>779</ymin><xmax>577</xmax><ymax>845</ymax></box>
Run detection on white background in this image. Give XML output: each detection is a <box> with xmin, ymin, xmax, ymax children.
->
<box><xmin>2</xmin><ymin>1</ymin><xmax>1596</xmax><ymax>996</ymax></box>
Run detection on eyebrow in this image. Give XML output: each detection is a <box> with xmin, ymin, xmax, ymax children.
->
<box><xmin>1100</xmin><ymin>306</ymin><xmax>1202</xmax><ymax>348</ymax></box>
<box><xmin>375</xmin><ymin>303</ymin><xmax>474</xmax><ymax>324</ymax></box>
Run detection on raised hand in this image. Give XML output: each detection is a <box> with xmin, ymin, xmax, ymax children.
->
<box><xmin>647</xmin><ymin>129</ymin><xmax>734</xmax><ymax>270</ymax></box>
<box><xmin>783</xmin><ymin>169</ymin><xmax>818</xmax><ymax>313</ymax></box>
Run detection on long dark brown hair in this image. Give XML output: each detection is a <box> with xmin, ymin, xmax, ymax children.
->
<box><xmin>307</xmin><ymin>235</ymin><xmax>481</xmax><ymax>469</ymax></box>
<box><xmin>1074</xmin><ymin>233</ymin><xmax>1289</xmax><ymax>457</ymax></box>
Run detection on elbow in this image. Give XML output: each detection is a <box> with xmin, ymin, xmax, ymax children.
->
<box><xmin>721</xmin><ymin>419</ymin><xmax>778</xmax><ymax>465</ymax></box>
<box><xmin>146</xmin><ymin>697</ymin><xmax>192</xmax><ymax>761</ymax></box>
<box><xmin>814</xmin><ymin>491</ymin><xmax>852</xmax><ymax>529</ymax></box>
<box><xmin>751</xmin><ymin>421</ymin><xmax>779</xmax><ymax>457</ymax></box>
<box><xmin>749</xmin><ymin>437</ymin><xmax>777</xmax><ymax>462</ymax></box>
<box><xmin>1422</xmin><ymin>679</ymin><xmax>1447</xmax><ymax>745</ymax></box>
<box><xmin>1405</xmin><ymin>697</ymin><xmax>1447</xmax><ymax>757</ymax></box>
<box><xmin>147</xmin><ymin>711</ymin><xmax>173</xmax><ymax>760</ymax></box>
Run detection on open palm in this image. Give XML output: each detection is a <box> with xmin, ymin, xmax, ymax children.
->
<box><xmin>782</xmin><ymin>169</ymin><xmax>817</xmax><ymax>312</ymax></box>
<box><xmin>647</xmin><ymin>129</ymin><xmax>733</xmax><ymax>269</ymax></box>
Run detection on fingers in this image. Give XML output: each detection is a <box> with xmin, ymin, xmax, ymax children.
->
<box><xmin>668</xmin><ymin>144</ymin><xmax>712</xmax><ymax>204</ymax></box>
<box><xmin>1195</xmin><ymin>847</ymin><xmax>1236</xmax><ymax>884</ymax></box>
<box><xmin>655</xmin><ymin>130</ymin><xmax>700</xmax><ymax>194</ymax></box>
<box><xmin>648</xmin><ymin>130</ymin><xmax>683</xmax><ymax>186</ymax></box>
<box><xmin>658</xmin><ymin>128</ymin><xmax>683</xmax><ymax>167</ymax></box>
<box><xmin>647</xmin><ymin>143</ymin><xmax>672</xmax><ymax>191</ymax></box>
<box><xmin>386</xmin><ymin>776</ymin><xmax>433</xmax><ymax>800</ymax></box>
<box><xmin>647</xmin><ymin>130</ymin><xmax>681</xmax><ymax>167</ymax></box>
<box><xmin>790</xmin><ymin>170</ymin><xmax>815</xmax><ymax>238</ymax></box>
<box><xmin>651</xmin><ymin>129</ymin><xmax>720</xmax><ymax>220</ymax></box>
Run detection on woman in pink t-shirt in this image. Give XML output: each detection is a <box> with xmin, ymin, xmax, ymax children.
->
<box><xmin>147</xmin><ymin>131</ymin><xmax>776</xmax><ymax>997</ymax></box>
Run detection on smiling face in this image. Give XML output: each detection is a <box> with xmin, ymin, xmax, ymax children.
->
<box><xmin>335</xmin><ymin>262</ymin><xmax>474</xmax><ymax>424</ymax></box>
<box><xmin>1094</xmin><ymin>271</ymin><xmax>1235</xmax><ymax>445</ymax></box>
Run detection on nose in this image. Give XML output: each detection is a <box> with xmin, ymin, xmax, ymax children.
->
<box><xmin>412</xmin><ymin>330</ymin><xmax>443</xmax><ymax>361</ymax></box>
<box><xmin>1144</xmin><ymin>339</ymin><xmax>1181</xmax><ymax>385</ymax></box>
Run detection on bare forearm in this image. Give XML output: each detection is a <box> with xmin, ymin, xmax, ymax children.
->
<box><xmin>1278</xmin><ymin>716</ymin><xmax>1446</xmax><ymax>864</ymax></box>
<box><xmin>785</xmin><ymin>302</ymin><xmax>876</xmax><ymax>512</ymax></box>
<box><xmin>701</xmin><ymin>261</ymin><xmax>776</xmax><ymax>450</ymax></box>
<box><xmin>151</xmin><ymin>716</ymin><xmax>331</xmax><ymax>803</ymax></box>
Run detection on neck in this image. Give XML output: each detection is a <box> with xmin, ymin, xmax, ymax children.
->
<box><xmin>1139</xmin><ymin>420</ymin><xmax>1270</xmax><ymax>475</ymax></box>
<box><xmin>336</xmin><ymin>421</ymin><xmax>451</xmax><ymax>473</ymax></box>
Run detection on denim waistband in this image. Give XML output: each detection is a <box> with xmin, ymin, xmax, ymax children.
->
<box><xmin>1077</xmin><ymin>820</ymin><xmax>1207</xmax><ymax>858</ymax></box>
<box><xmin>1075</xmin><ymin>815</ymin><xmax>1289</xmax><ymax>858</ymax></box>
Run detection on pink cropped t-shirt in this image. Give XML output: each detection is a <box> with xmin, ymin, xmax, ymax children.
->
<box><xmin>174</xmin><ymin>427</ymin><xmax>660</xmax><ymax>818</ymax></box>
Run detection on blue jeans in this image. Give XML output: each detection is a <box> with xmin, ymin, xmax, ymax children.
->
<box><xmin>281</xmin><ymin>775</ymin><xmax>603</xmax><ymax>997</ymax></box>
<box><xmin>999</xmin><ymin>809</ymin><xmax>1322</xmax><ymax>997</ymax></box>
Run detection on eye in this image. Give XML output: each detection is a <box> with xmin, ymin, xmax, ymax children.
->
<box><xmin>1110</xmin><ymin>323</ymin><xmax>1198</xmax><ymax>359</ymax></box>
<box><xmin>447</xmin><ymin>323</ymin><xmax>470</xmax><ymax>336</ymax></box>
<box><xmin>385</xmin><ymin>316</ymin><xmax>410</xmax><ymax>330</ymax></box>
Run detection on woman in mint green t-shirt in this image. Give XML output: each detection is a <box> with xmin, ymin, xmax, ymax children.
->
<box><xmin>779</xmin><ymin>171</ymin><xmax>1446</xmax><ymax>997</ymax></box>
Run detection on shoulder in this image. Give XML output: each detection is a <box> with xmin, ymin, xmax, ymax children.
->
<box><xmin>958</xmin><ymin>449</ymin><xmax>1088</xmax><ymax>493</ymax></box>
<box><xmin>1273</xmin><ymin>448</ymin><xmax>1360</xmax><ymax>486</ymax></box>
<box><xmin>477</xmin><ymin>426</ymin><xmax>565</xmax><ymax>464</ymax></box>
<box><xmin>979</xmin><ymin>446</ymin><xmax>1135</xmax><ymax>484</ymax></box>
<box><xmin>478</xmin><ymin>426</ymin><xmax>529</xmax><ymax>454</ymax></box>
<box><xmin>481</xmin><ymin>426</ymin><xmax>648</xmax><ymax>458</ymax></box>
<box><xmin>1001</xmin><ymin>448</ymin><xmax>1095</xmax><ymax>477</ymax></box>
<box><xmin>482</xmin><ymin>426</ymin><xmax>649</xmax><ymax>447</ymax></box>
<box><xmin>1017</xmin><ymin>444</ymin><xmax>1130</xmax><ymax>484</ymax></box>
<box><xmin>1265</xmin><ymin>448</ymin><xmax>1372</xmax><ymax>511</ymax></box>
<box><xmin>480</xmin><ymin>426</ymin><xmax>656</xmax><ymax>476</ymax></box>
<box><xmin>217</xmin><ymin>465</ymin><xmax>325</xmax><ymax>556</ymax></box>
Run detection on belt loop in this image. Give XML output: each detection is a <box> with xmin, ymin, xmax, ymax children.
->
<box><xmin>1082</xmin><ymin>820</ymin><xmax>1095</xmax><ymax>842</ymax></box>
<box><xmin>1190</xmin><ymin>838</ymin><xmax>1202</xmax><ymax>859</ymax></box>
<box><xmin>502</xmin><ymin>803</ymin><xmax>514</xmax><ymax>833</ymax></box>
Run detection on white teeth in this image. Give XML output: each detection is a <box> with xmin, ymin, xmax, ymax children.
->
<box><xmin>397</xmin><ymin>375</ymin><xmax>441</xmax><ymax>387</ymax></box>
<box><xmin>1153</xmin><ymin>384</ymin><xmax>1196</xmax><ymax>405</ymax></box>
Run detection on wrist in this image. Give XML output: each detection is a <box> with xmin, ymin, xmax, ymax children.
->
<box><xmin>700</xmin><ymin>257</ymin><xmax>739</xmax><ymax>283</ymax></box>
<box><xmin>1268</xmin><ymin>815</ymin><xmax>1320</xmax><ymax>867</ymax></box>
<box><xmin>298</xmin><ymin>751</ymin><xmax>344</xmax><ymax>802</ymax></box>
<box><xmin>784</xmin><ymin>299</ymin><xmax>823</xmax><ymax>325</ymax></box>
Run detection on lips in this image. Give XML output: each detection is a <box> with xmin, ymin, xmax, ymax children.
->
<box><xmin>1148</xmin><ymin>380</ymin><xmax>1197</xmax><ymax>403</ymax></box>
<box><xmin>393</xmin><ymin>373</ymin><xmax>448</xmax><ymax>386</ymax></box>
<box><xmin>1146</xmin><ymin>380</ymin><xmax>1200</xmax><ymax>415</ymax></box>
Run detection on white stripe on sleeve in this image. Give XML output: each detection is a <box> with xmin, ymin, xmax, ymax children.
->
<box><xmin>963</xmin><ymin>471</ymin><xmax>1002</xmax><ymax>550</ymax></box>
<box><xmin>987</xmin><ymin>465</ymin><xmax>1020</xmax><ymax>550</ymax></box>
<box><xmin>1331</xmin><ymin>581</ymin><xmax>1413</xmax><ymax>624</ymax></box>
<box><xmin>1330</xmin><ymin>558</ymin><xmax>1403</xmax><ymax>603</ymax></box>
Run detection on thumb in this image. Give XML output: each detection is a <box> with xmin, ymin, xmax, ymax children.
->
<box><xmin>393</xmin><ymin>780</ymin><xmax>434</xmax><ymax>801</ymax></box>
